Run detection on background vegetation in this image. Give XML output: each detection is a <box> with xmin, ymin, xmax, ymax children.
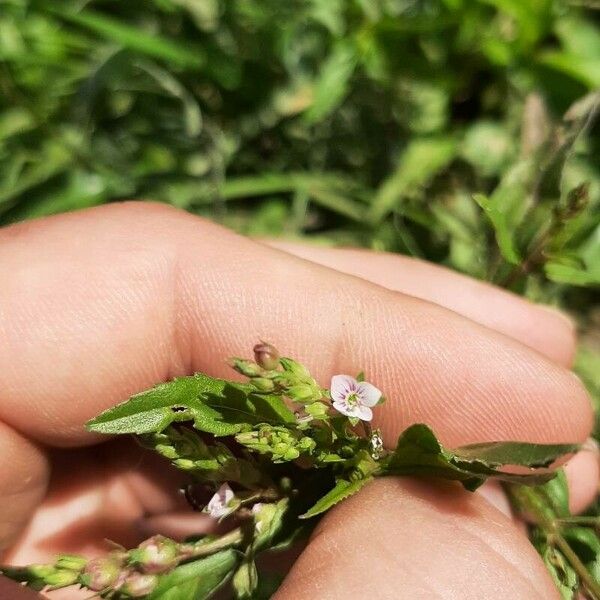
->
<box><xmin>0</xmin><ymin>0</ymin><xmax>599</xmax><ymax>592</ymax></box>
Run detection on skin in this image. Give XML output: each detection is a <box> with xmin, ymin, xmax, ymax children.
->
<box><xmin>0</xmin><ymin>202</ymin><xmax>596</xmax><ymax>599</ymax></box>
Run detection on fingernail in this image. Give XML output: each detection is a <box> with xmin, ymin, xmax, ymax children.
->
<box><xmin>582</xmin><ymin>437</ymin><xmax>599</xmax><ymax>454</ymax></box>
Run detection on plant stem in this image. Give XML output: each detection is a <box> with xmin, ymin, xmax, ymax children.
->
<box><xmin>556</xmin><ymin>516</ymin><xmax>600</xmax><ymax>526</ymax></box>
<box><xmin>509</xmin><ymin>485</ymin><xmax>600</xmax><ymax>599</ymax></box>
<box><xmin>182</xmin><ymin>527</ymin><xmax>244</xmax><ymax>559</ymax></box>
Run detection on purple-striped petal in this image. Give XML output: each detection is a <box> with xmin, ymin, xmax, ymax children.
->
<box><xmin>357</xmin><ymin>381</ymin><xmax>382</xmax><ymax>407</ymax></box>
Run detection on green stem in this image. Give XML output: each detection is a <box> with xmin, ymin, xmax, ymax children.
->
<box><xmin>509</xmin><ymin>485</ymin><xmax>600</xmax><ymax>599</ymax></box>
<box><xmin>556</xmin><ymin>516</ymin><xmax>600</xmax><ymax>526</ymax></box>
<box><xmin>182</xmin><ymin>527</ymin><xmax>244</xmax><ymax>559</ymax></box>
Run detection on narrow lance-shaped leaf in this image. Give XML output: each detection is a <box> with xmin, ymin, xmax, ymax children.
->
<box><xmin>86</xmin><ymin>373</ymin><xmax>295</xmax><ymax>436</ymax></box>
<box><xmin>454</xmin><ymin>440</ymin><xmax>579</xmax><ymax>468</ymax></box>
<box><xmin>382</xmin><ymin>424</ymin><xmax>576</xmax><ymax>491</ymax></box>
<box><xmin>300</xmin><ymin>477</ymin><xmax>373</xmax><ymax>519</ymax></box>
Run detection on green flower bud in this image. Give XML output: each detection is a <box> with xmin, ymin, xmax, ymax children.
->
<box><xmin>231</xmin><ymin>358</ymin><xmax>264</xmax><ymax>378</ymax></box>
<box><xmin>155</xmin><ymin>444</ymin><xmax>178</xmax><ymax>459</ymax></box>
<box><xmin>81</xmin><ymin>557</ymin><xmax>122</xmax><ymax>591</ymax></box>
<box><xmin>287</xmin><ymin>384</ymin><xmax>316</xmax><ymax>402</ymax></box>
<box><xmin>306</xmin><ymin>401</ymin><xmax>329</xmax><ymax>418</ymax></box>
<box><xmin>236</xmin><ymin>425</ymin><xmax>315</xmax><ymax>462</ymax></box>
<box><xmin>55</xmin><ymin>555</ymin><xmax>87</xmax><ymax>572</ymax></box>
<box><xmin>283</xmin><ymin>448</ymin><xmax>300</xmax><ymax>460</ymax></box>
<box><xmin>251</xmin><ymin>377</ymin><xmax>275</xmax><ymax>392</ymax></box>
<box><xmin>29</xmin><ymin>564</ymin><xmax>55</xmax><ymax>579</ymax></box>
<box><xmin>253</xmin><ymin>342</ymin><xmax>280</xmax><ymax>370</ymax></box>
<box><xmin>45</xmin><ymin>569</ymin><xmax>80</xmax><ymax>588</ymax></box>
<box><xmin>279</xmin><ymin>357</ymin><xmax>311</xmax><ymax>381</ymax></box>
<box><xmin>121</xmin><ymin>572</ymin><xmax>159</xmax><ymax>597</ymax></box>
<box><xmin>174</xmin><ymin>458</ymin><xmax>196</xmax><ymax>470</ymax></box>
<box><xmin>130</xmin><ymin>535</ymin><xmax>179</xmax><ymax>574</ymax></box>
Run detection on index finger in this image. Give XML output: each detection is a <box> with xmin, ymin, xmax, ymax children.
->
<box><xmin>0</xmin><ymin>202</ymin><xmax>592</xmax><ymax>449</ymax></box>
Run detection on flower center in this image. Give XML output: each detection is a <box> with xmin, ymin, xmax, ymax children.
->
<box><xmin>346</xmin><ymin>392</ymin><xmax>359</xmax><ymax>406</ymax></box>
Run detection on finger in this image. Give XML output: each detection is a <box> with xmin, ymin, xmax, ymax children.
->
<box><xmin>276</xmin><ymin>478</ymin><xmax>558</xmax><ymax>600</ymax></box>
<box><xmin>565</xmin><ymin>446</ymin><xmax>600</xmax><ymax>514</ymax></box>
<box><xmin>0</xmin><ymin>575</ymin><xmax>41</xmax><ymax>599</ymax></box>
<box><xmin>0</xmin><ymin>423</ymin><xmax>48</xmax><ymax>553</ymax></box>
<box><xmin>0</xmin><ymin>202</ymin><xmax>591</xmax><ymax>451</ymax></box>
<box><xmin>266</xmin><ymin>241</ymin><xmax>575</xmax><ymax>366</ymax></box>
<box><xmin>264</xmin><ymin>241</ymin><xmax>596</xmax><ymax>511</ymax></box>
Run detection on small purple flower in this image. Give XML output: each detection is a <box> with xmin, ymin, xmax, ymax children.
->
<box><xmin>205</xmin><ymin>483</ymin><xmax>236</xmax><ymax>519</ymax></box>
<box><xmin>330</xmin><ymin>375</ymin><xmax>381</xmax><ymax>422</ymax></box>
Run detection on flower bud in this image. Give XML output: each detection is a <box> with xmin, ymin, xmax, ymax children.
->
<box><xmin>29</xmin><ymin>564</ymin><xmax>80</xmax><ymax>588</ymax></box>
<box><xmin>81</xmin><ymin>557</ymin><xmax>122</xmax><ymax>591</ymax></box>
<box><xmin>230</xmin><ymin>358</ymin><xmax>264</xmax><ymax>378</ymax></box>
<box><xmin>253</xmin><ymin>342</ymin><xmax>280</xmax><ymax>370</ymax></box>
<box><xmin>251</xmin><ymin>377</ymin><xmax>275</xmax><ymax>392</ymax></box>
<box><xmin>121</xmin><ymin>572</ymin><xmax>158</xmax><ymax>597</ymax></box>
<box><xmin>56</xmin><ymin>555</ymin><xmax>87</xmax><ymax>572</ymax></box>
<box><xmin>131</xmin><ymin>535</ymin><xmax>179</xmax><ymax>574</ymax></box>
<box><xmin>287</xmin><ymin>384</ymin><xmax>315</xmax><ymax>402</ymax></box>
<box><xmin>174</xmin><ymin>458</ymin><xmax>196</xmax><ymax>470</ymax></box>
<box><xmin>279</xmin><ymin>357</ymin><xmax>311</xmax><ymax>380</ymax></box>
<box><xmin>45</xmin><ymin>569</ymin><xmax>80</xmax><ymax>588</ymax></box>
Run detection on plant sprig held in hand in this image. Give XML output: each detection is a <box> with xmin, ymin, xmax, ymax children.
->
<box><xmin>1</xmin><ymin>343</ymin><xmax>582</xmax><ymax>599</ymax></box>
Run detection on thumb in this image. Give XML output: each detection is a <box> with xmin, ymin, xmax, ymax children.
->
<box><xmin>276</xmin><ymin>478</ymin><xmax>558</xmax><ymax>600</ymax></box>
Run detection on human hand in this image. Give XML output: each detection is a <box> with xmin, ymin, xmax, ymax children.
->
<box><xmin>0</xmin><ymin>203</ymin><xmax>596</xmax><ymax>599</ymax></box>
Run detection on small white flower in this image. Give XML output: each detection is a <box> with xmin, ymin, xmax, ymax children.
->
<box><xmin>330</xmin><ymin>374</ymin><xmax>381</xmax><ymax>422</ymax></box>
<box><xmin>205</xmin><ymin>483</ymin><xmax>236</xmax><ymax>519</ymax></box>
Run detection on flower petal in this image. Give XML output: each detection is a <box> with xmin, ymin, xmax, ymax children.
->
<box><xmin>332</xmin><ymin>398</ymin><xmax>353</xmax><ymax>418</ymax></box>
<box><xmin>206</xmin><ymin>483</ymin><xmax>235</xmax><ymax>519</ymax></box>
<box><xmin>357</xmin><ymin>381</ymin><xmax>382</xmax><ymax>407</ymax></box>
<box><xmin>330</xmin><ymin>374</ymin><xmax>358</xmax><ymax>402</ymax></box>
<box><xmin>356</xmin><ymin>405</ymin><xmax>373</xmax><ymax>422</ymax></box>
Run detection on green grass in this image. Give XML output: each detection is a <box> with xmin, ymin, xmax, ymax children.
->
<box><xmin>1</xmin><ymin>0</ymin><xmax>598</xmax><ymax>395</ymax></box>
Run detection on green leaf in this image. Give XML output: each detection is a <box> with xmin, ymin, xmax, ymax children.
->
<box><xmin>534</xmin><ymin>469</ymin><xmax>571</xmax><ymax>519</ymax></box>
<box><xmin>86</xmin><ymin>375</ymin><xmax>215</xmax><ymax>435</ymax></box>
<box><xmin>87</xmin><ymin>373</ymin><xmax>295</xmax><ymax>436</ymax></box>
<box><xmin>300</xmin><ymin>477</ymin><xmax>373</xmax><ymax>519</ymax></box>
<box><xmin>382</xmin><ymin>423</ymin><xmax>485</xmax><ymax>490</ymax></box>
<box><xmin>564</xmin><ymin>528</ymin><xmax>600</xmax><ymax>584</ymax></box>
<box><xmin>474</xmin><ymin>192</ymin><xmax>520</xmax><ymax>264</ymax></box>
<box><xmin>473</xmin><ymin>155</ymin><xmax>539</xmax><ymax>265</ymax></box>
<box><xmin>455</xmin><ymin>441</ymin><xmax>579</xmax><ymax>469</ymax></box>
<box><xmin>232</xmin><ymin>558</ymin><xmax>258</xmax><ymax>600</ymax></box>
<box><xmin>304</xmin><ymin>41</ymin><xmax>357</xmax><ymax>124</ymax></box>
<box><xmin>545</xmin><ymin>262</ymin><xmax>600</xmax><ymax>286</ymax></box>
<box><xmin>382</xmin><ymin>424</ymin><xmax>570</xmax><ymax>491</ymax></box>
<box><xmin>369</xmin><ymin>136</ymin><xmax>456</xmax><ymax>223</ymax></box>
<box><xmin>48</xmin><ymin>5</ymin><xmax>205</xmax><ymax>69</ymax></box>
<box><xmin>147</xmin><ymin>550</ymin><xmax>237</xmax><ymax>600</ymax></box>
<box><xmin>536</xmin><ymin>543</ymin><xmax>579</xmax><ymax>600</ymax></box>
<box><xmin>252</xmin><ymin>499</ymin><xmax>290</xmax><ymax>552</ymax></box>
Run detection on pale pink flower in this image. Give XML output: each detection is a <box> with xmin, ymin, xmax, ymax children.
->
<box><xmin>205</xmin><ymin>483</ymin><xmax>236</xmax><ymax>519</ymax></box>
<box><xmin>330</xmin><ymin>375</ymin><xmax>381</xmax><ymax>422</ymax></box>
